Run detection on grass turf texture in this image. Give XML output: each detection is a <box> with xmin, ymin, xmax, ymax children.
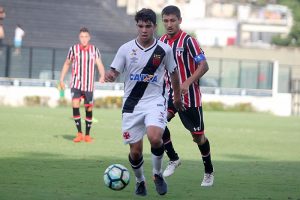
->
<box><xmin>0</xmin><ymin>106</ymin><xmax>299</xmax><ymax>200</ymax></box>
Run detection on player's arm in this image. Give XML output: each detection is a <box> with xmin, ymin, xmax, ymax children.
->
<box><xmin>59</xmin><ymin>58</ymin><xmax>71</xmax><ymax>90</ymax></box>
<box><xmin>181</xmin><ymin>60</ymin><xmax>209</xmax><ymax>95</ymax></box>
<box><xmin>96</xmin><ymin>57</ymin><xmax>105</xmax><ymax>83</ymax></box>
<box><xmin>104</xmin><ymin>68</ymin><xmax>120</xmax><ymax>82</ymax></box>
<box><xmin>181</xmin><ymin>37</ymin><xmax>209</xmax><ymax>95</ymax></box>
<box><xmin>105</xmin><ymin>44</ymin><xmax>125</xmax><ymax>82</ymax></box>
<box><xmin>169</xmin><ymin>69</ymin><xmax>185</xmax><ymax>111</ymax></box>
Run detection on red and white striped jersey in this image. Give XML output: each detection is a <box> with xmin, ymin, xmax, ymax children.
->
<box><xmin>160</xmin><ymin>30</ymin><xmax>205</xmax><ymax>107</ymax></box>
<box><xmin>67</xmin><ymin>44</ymin><xmax>101</xmax><ymax>92</ymax></box>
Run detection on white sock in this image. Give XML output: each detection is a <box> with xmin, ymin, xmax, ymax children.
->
<box><xmin>152</xmin><ymin>153</ymin><xmax>164</xmax><ymax>175</ymax></box>
<box><xmin>133</xmin><ymin>165</ymin><xmax>145</xmax><ymax>183</ymax></box>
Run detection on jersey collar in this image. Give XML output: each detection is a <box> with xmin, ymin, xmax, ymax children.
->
<box><xmin>135</xmin><ymin>38</ymin><xmax>157</xmax><ymax>52</ymax></box>
<box><xmin>79</xmin><ymin>44</ymin><xmax>91</xmax><ymax>51</ymax></box>
<box><xmin>166</xmin><ymin>30</ymin><xmax>182</xmax><ymax>45</ymax></box>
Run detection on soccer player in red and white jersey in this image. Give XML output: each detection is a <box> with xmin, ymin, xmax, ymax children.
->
<box><xmin>60</xmin><ymin>27</ymin><xmax>105</xmax><ymax>143</ymax></box>
<box><xmin>160</xmin><ymin>5</ymin><xmax>214</xmax><ymax>186</ymax></box>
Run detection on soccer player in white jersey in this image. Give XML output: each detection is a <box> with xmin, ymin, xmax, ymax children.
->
<box><xmin>105</xmin><ymin>8</ymin><xmax>184</xmax><ymax>196</ymax></box>
<box><xmin>60</xmin><ymin>27</ymin><xmax>105</xmax><ymax>143</ymax></box>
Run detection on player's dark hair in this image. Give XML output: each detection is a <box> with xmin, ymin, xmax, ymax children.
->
<box><xmin>161</xmin><ymin>5</ymin><xmax>181</xmax><ymax>19</ymax></box>
<box><xmin>79</xmin><ymin>27</ymin><xmax>90</xmax><ymax>34</ymax></box>
<box><xmin>135</xmin><ymin>8</ymin><xmax>156</xmax><ymax>25</ymax></box>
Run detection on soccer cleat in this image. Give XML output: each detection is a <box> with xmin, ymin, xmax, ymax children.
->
<box><xmin>163</xmin><ymin>159</ymin><xmax>181</xmax><ymax>177</ymax></box>
<box><xmin>201</xmin><ymin>172</ymin><xmax>214</xmax><ymax>187</ymax></box>
<box><xmin>73</xmin><ymin>132</ymin><xmax>83</xmax><ymax>142</ymax></box>
<box><xmin>135</xmin><ymin>181</ymin><xmax>147</xmax><ymax>196</ymax></box>
<box><xmin>153</xmin><ymin>174</ymin><xmax>167</xmax><ymax>195</ymax></box>
<box><xmin>84</xmin><ymin>135</ymin><xmax>92</xmax><ymax>143</ymax></box>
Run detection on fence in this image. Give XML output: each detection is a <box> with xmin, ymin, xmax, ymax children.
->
<box><xmin>0</xmin><ymin>45</ymin><xmax>296</xmax><ymax>94</ymax></box>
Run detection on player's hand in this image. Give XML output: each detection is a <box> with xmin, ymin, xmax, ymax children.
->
<box><xmin>105</xmin><ymin>70</ymin><xmax>117</xmax><ymax>82</ymax></box>
<box><xmin>60</xmin><ymin>81</ymin><xmax>65</xmax><ymax>90</ymax></box>
<box><xmin>181</xmin><ymin>81</ymin><xmax>189</xmax><ymax>95</ymax></box>
<box><xmin>173</xmin><ymin>97</ymin><xmax>185</xmax><ymax>112</ymax></box>
<box><xmin>99</xmin><ymin>77</ymin><xmax>105</xmax><ymax>83</ymax></box>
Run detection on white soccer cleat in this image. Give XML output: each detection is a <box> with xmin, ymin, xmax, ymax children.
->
<box><xmin>163</xmin><ymin>159</ymin><xmax>181</xmax><ymax>177</ymax></box>
<box><xmin>201</xmin><ymin>172</ymin><xmax>214</xmax><ymax>187</ymax></box>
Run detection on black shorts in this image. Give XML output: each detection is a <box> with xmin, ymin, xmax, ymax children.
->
<box><xmin>71</xmin><ymin>88</ymin><xmax>94</xmax><ymax>107</ymax></box>
<box><xmin>178</xmin><ymin>107</ymin><xmax>205</xmax><ymax>135</ymax></box>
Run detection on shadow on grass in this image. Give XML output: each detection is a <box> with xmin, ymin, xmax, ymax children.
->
<box><xmin>62</xmin><ymin>134</ymin><xmax>74</xmax><ymax>141</ymax></box>
<box><xmin>53</xmin><ymin>134</ymin><xmax>74</xmax><ymax>141</ymax></box>
<box><xmin>0</xmin><ymin>152</ymin><xmax>300</xmax><ymax>200</ymax></box>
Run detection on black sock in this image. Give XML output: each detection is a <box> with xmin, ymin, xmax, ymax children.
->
<box><xmin>73</xmin><ymin>107</ymin><xmax>82</xmax><ymax>133</ymax></box>
<box><xmin>163</xmin><ymin>126</ymin><xmax>179</xmax><ymax>161</ymax></box>
<box><xmin>128</xmin><ymin>154</ymin><xmax>144</xmax><ymax>169</ymax></box>
<box><xmin>85</xmin><ymin>110</ymin><xmax>92</xmax><ymax>135</ymax></box>
<box><xmin>198</xmin><ymin>139</ymin><xmax>214</xmax><ymax>174</ymax></box>
<box><xmin>128</xmin><ymin>154</ymin><xmax>144</xmax><ymax>182</ymax></box>
<box><xmin>151</xmin><ymin>145</ymin><xmax>165</xmax><ymax>157</ymax></box>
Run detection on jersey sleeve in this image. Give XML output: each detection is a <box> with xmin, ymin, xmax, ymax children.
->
<box><xmin>67</xmin><ymin>46</ymin><xmax>74</xmax><ymax>61</ymax></box>
<box><xmin>187</xmin><ymin>37</ymin><xmax>206</xmax><ymax>64</ymax></box>
<box><xmin>164</xmin><ymin>46</ymin><xmax>177</xmax><ymax>73</ymax></box>
<box><xmin>110</xmin><ymin>45</ymin><xmax>126</xmax><ymax>73</ymax></box>
<box><xmin>95</xmin><ymin>47</ymin><xmax>101</xmax><ymax>59</ymax></box>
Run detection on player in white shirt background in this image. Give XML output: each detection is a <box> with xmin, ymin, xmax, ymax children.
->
<box><xmin>105</xmin><ymin>8</ymin><xmax>184</xmax><ymax>196</ymax></box>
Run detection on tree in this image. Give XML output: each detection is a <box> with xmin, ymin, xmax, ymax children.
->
<box><xmin>271</xmin><ymin>0</ymin><xmax>300</xmax><ymax>47</ymax></box>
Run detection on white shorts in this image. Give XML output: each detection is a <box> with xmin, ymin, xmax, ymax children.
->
<box><xmin>121</xmin><ymin>102</ymin><xmax>167</xmax><ymax>144</ymax></box>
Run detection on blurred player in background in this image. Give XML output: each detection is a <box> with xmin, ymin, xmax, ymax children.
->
<box><xmin>60</xmin><ymin>27</ymin><xmax>105</xmax><ymax>143</ymax></box>
<box><xmin>160</xmin><ymin>5</ymin><xmax>214</xmax><ymax>186</ymax></box>
<box><xmin>105</xmin><ymin>8</ymin><xmax>184</xmax><ymax>196</ymax></box>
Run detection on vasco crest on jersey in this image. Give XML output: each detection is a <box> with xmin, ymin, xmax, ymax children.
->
<box><xmin>130</xmin><ymin>49</ymin><xmax>138</xmax><ymax>64</ymax></box>
<box><xmin>152</xmin><ymin>54</ymin><xmax>161</xmax><ymax>67</ymax></box>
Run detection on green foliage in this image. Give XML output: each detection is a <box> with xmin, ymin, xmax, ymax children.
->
<box><xmin>203</xmin><ymin>102</ymin><xmax>255</xmax><ymax>112</ymax></box>
<box><xmin>94</xmin><ymin>96</ymin><xmax>122</xmax><ymax>108</ymax></box>
<box><xmin>57</xmin><ymin>98</ymin><xmax>68</xmax><ymax>107</ymax></box>
<box><xmin>203</xmin><ymin>101</ymin><xmax>226</xmax><ymax>111</ymax></box>
<box><xmin>24</xmin><ymin>96</ymin><xmax>41</xmax><ymax>106</ymax></box>
<box><xmin>271</xmin><ymin>34</ymin><xmax>291</xmax><ymax>46</ymax></box>
<box><xmin>272</xmin><ymin>0</ymin><xmax>300</xmax><ymax>46</ymax></box>
<box><xmin>24</xmin><ymin>96</ymin><xmax>50</xmax><ymax>107</ymax></box>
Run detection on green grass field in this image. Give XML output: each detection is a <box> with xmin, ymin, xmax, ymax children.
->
<box><xmin>0</xmin><ymin>106</ymin><xmax>299</xmax><ymax>200</ymax></box>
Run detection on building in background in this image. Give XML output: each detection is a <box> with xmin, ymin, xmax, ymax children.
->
<box><xmin>117</xmin><ymin>0</ymin><xmax>293</xmax><ymax>48</ymax></box>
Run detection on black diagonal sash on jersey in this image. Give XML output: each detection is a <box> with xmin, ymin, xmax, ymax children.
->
<box><xmin>122</xmin><ymin>45</ymin><xmax>166</xmax><ymax>113</ymax></box>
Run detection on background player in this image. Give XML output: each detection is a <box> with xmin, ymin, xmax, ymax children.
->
<box><xmin>60</xmin><ymin>27</ymin><xmax>105</xmax><ymax>143</ymax></box>
<box><xmin>105</xmin><ymin>8</ymin><xmax>184</xmax><ymax>196</ymax></box>
<box><xmin>160</xmin><ymin>5</ymin><xmax>214</xmax><ymax>186</ymax></box>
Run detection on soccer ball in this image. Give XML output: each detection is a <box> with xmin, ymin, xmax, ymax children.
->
<box><xmin>103</xmin><ymin>164</ymin><xmax>130</xmax><ymax>191</ymax></box>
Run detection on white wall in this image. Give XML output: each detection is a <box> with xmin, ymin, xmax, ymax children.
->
<box><xmin>0</xmin><ymin>85</ymin><xmax>291</xmax><ymax>116</ymax></box>
<box><xmin>203</xmin><ymin>93</ymin><xmax>292</xmax><ymax>116</ymax></box>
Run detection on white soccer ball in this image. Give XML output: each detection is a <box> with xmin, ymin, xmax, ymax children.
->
<box><xmin>103</xmin><ymin>164</ymin><xmax>130</xmax><ymax>191</ymax></box>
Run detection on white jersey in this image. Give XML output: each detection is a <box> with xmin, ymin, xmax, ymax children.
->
<box><xmin>111</xmin><ymin>38</ymin><xmax>177</xmax><ymax>113</ymax></box>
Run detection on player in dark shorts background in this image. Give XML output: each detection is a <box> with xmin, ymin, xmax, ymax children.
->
<box><xmin>60</xmin><ymin>27</ymin><xmax>105</xmax><ymax>143</ymax></box>
<box><xmin>160</xmin><ymin>5</ymin><xmax>214</xmax><ymax>186</ymax></box>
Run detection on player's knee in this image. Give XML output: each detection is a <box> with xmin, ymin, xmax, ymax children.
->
<box><xmin>192</xmin><ymin>134</ymin><xmax>206</xmax><ymax>145</ymax></box>
<box><xmin>85</xmin><ymin>106</ymin><xmax>93</xmax><ymax>112</ymax></box>
<box><xmin>148</xmin><ymin>133</ymin><xmax>163</xmax><ymax>148</ymax></box>
<box><xmin>149</xmin><ymin>137</ymin><xmax>162</xmax><ymax>148</ymax></box>
<box><xmin>147</xmin><ymin>127</ymin><xmax>163</xmax><ymax>147</ymax></box>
